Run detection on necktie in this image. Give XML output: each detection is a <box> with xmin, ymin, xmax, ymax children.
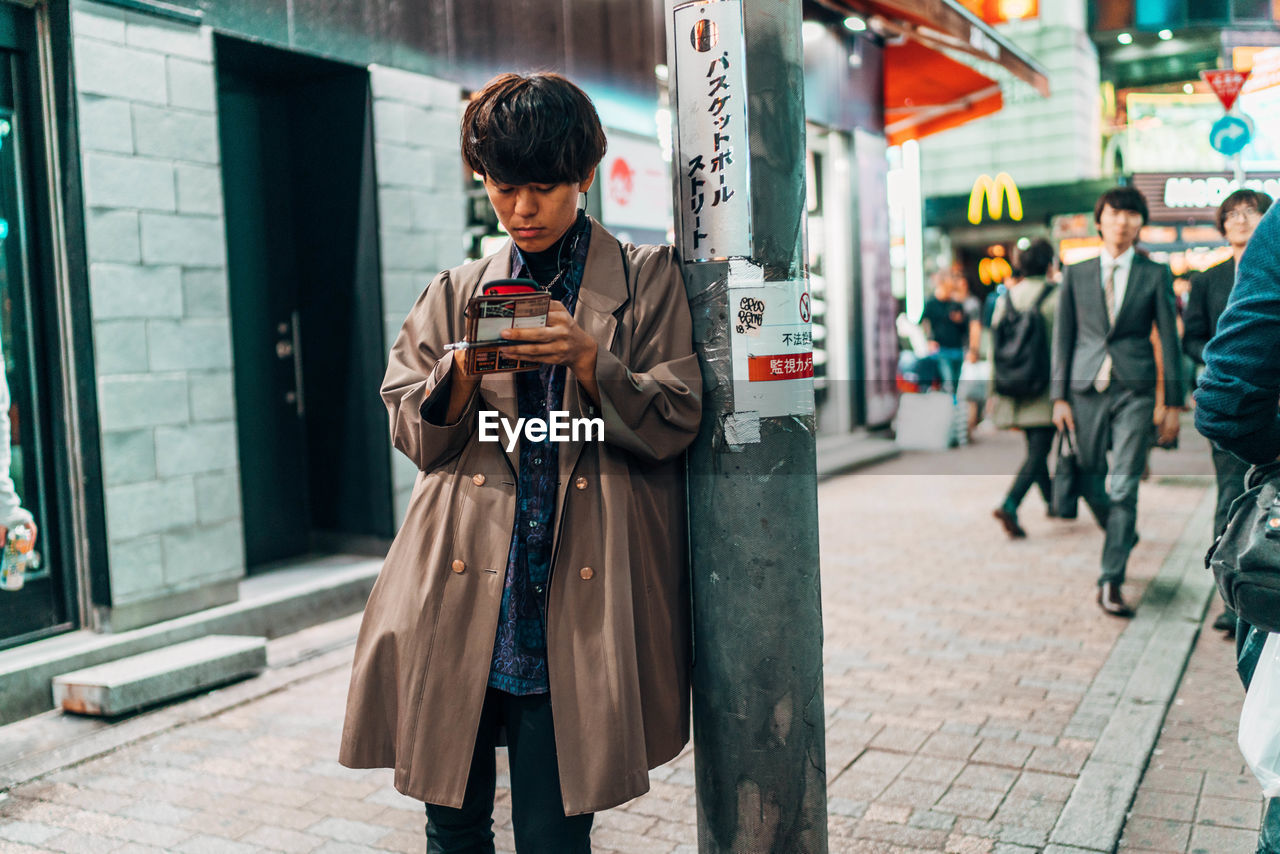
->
<box><xmin>1094</xmin><ymin>263</ymin><xmax>1116</xmax><ymax>392</ymax></box>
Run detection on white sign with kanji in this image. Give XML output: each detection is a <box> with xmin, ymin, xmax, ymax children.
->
<box><xmin>672</xmin><ymin>0</ymin><xmax>752</xmax><ymax>261</ymax></box>
<box><xmin>728</xmin><ymin>278</ymin><xmax>814</xmax><ymax>418</ymax></box>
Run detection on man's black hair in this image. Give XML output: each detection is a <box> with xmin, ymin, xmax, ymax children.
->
<box><xmin>1013</xmin><ymin>238</ymin><xmax>1055</xmax><ymax>279</ymax></box>
<box><xmin>1093</xmin><ymin>185</ymin><xmax>1149</xmax><ymax>226</ymax></box>
<box><xmin>1216</xmin><ymin>188</ymin><xmax>1274</xmax><ymax>235</ymax></box>
<box><xmin>461</xmin><ymin>72</ymin><xmax>606</xmax><ymax>187</ymax></box>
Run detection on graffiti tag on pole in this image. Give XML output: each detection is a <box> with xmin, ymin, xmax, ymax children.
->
<box><xmin>673</xmin><ymin>0</ymin><xmax>752</xmax><ymax>261</ymax></box>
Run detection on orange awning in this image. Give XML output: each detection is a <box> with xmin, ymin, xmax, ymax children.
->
<box><xmin>883</xmin><ymin>39</ymin><xmax>1003</xmax><ymax>145</ymax></box>
<box><xmin>835</xmin><ymin>0</ymin><xmax>1050</xmax><ymax>96</ymax></box>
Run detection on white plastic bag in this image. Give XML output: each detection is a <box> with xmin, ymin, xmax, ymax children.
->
<box><xmin>957</xmin><ymin>359</ymin><xmax>989</xmax><ymax>405</ymax></box>
<box><xmin>1240</xmin><ymin>632</ymin><xmax>1280</xmax><ymax>798</ymax></box>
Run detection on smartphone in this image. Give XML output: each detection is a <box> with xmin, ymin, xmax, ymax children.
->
<box><xmin>483</xmin><ymin>278</ymin><xmax>539</xmax><ymax>296</ymax></box>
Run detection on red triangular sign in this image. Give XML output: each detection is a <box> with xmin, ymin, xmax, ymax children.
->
<box><xmin>1201</xmin><ymin>69</ymin><xmax>1251</xmax><ymax>111</ymax></box>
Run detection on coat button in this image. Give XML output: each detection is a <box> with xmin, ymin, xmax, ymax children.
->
<box><xmin>451</xmin><ymin>559</ymin><xmax>466</xmax><ymax>574</ymax></box>
<box><xmin>574</xmin><ymin>476</ymin><xmax>588</xmax><ymax>490</ymax></box>
<box><xmin>472</xmin><ymin>474</ymin><xmax>486</xmax><ymax>486</ymax></box>
<box><xmin>579</xmin><ymin>567</ymin><xmax>594</xmax><ymax>580</ymax></box>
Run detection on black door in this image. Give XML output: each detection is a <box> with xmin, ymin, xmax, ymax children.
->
<box><xmin>0</xmin><ymin>5</ymin><xmax>72</xmax><ymax>647</ymax></box>
<box><xmin>216</xmin><ymin>38</ymin><xmax>393</xmax><ymax>571</ymax></box>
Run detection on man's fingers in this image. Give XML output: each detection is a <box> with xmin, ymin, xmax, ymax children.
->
<box><xmin>501</xmin><ymin>326</ymin><xmax>561</xmax><ymax>343</ymax></box>
<box><xmin>500</xmin><ymin>342</ymin><xmax>572</xmax><ymax>361</ymax></box>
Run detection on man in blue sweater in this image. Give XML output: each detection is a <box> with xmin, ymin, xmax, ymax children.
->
<box><xmin>1194</xmin><ymin>200</ymin><xmax>1280</xmax><ymax>854</ymax></box>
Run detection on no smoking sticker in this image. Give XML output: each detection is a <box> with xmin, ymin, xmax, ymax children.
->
<box><xmin>729</xmin><ymin>279</ymin><xmax>814</xmax><ymax>418</ymax></box>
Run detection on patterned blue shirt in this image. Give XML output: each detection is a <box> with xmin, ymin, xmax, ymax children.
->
<box><xmin>488</xmin><ymin>214</ymin><xmax>591</xmax><ymax>695</ymax></box>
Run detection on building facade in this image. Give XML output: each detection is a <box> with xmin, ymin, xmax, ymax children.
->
<box><xmin>2</xmin><ymin>0</ymin><xmax>666</xmax><ymax>651</ymax></box>
<box><xmin>1</xmin><ymin>0</ymin><xmax>1047</xmax><ymax>656</ymax></box>
<box><xmin>917</xmin><ymin>0</ymin><xmax>1105</xmax><ymax>290</ymax></box>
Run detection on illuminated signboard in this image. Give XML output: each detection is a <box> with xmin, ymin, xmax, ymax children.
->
<box><xmin>967</xmin><ymin>173</ymin><xmax>1024</xmax><ymax>225</ymax></box>
<box><xmin>979</xmin><ymin>246</ymin><xmax>1013</xmax><ymax>285</ymax></box>
<box><xmin>957</xmin><ymin>0</ymin><xmax>1038</xmax><ymax>23</ymax></box>
<box><xmin>1131</xmin><ymin>172</ymin><xmax>1280</xmax><ymax>222</ymax></box>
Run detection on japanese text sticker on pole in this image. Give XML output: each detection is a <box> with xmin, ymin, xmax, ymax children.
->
<box><xmin>672</xmin><ymin>0</ymin><xmax>753</xmax><ymax>262</ymax></box>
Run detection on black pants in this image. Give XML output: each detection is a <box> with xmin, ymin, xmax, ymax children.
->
<box><xmin>1003</xmin><ymin>425</ymin><xmax>1055</xmax><ymax>514</ymax></box>
<box><xmin>1211</xmin><ymin>444</ymin><xmax>1250</xmax><ymax>539</ymax></box>
<box><xmin>425</xmin><ymin>688</ymin><xmax>593</xmax><ymax>854</ymax></box>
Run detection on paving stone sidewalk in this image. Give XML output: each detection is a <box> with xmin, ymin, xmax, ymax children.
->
<box><xmin>0</xmin><ymin>426</ymin><xmax>1225</xmax><ymax>853</ymax></box>
<box><xmin>1117</xmin><ymin>607</ymin><xmax>1266</xmax><ymax>853</ymax></box>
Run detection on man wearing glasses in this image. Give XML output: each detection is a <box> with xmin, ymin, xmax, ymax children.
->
<box><xmin>1183</xmin><ymin>188</ymin><xmax>1274</xmax><ymax>637</ymax></box>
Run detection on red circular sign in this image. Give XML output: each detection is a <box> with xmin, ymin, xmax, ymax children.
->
<box><xmin>799</xmin><ymin>292</ymin><xmax>811</xmax><ymax>323</ymax></box>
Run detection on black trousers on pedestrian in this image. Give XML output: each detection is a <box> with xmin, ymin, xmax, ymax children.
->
<box><xmin>1210</xmin><ymin>444</ymin><xmax>1250</xmax><ymax>620</ymax></box>
<box><xmin>425</xmin><ymin>688</ymin><xmax>593</xmax><ymax>854</ymax></box>
<box><xmin>1002</xmin><ymin>425</ymin><xmax>1055</xmax><ymax>514</ymax></box>
<box><xmin>1211</xmin><ymin>443</ymin><xmax>1250</xmax><ymax>539</ymax></box>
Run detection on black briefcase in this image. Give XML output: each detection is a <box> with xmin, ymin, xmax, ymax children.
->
<box><xmin>1051</xmin><ymin>428</ymin><xmax>1080</xmax><ymax>520</ymax></box>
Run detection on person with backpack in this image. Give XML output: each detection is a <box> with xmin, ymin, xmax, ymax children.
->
<box><xmin>989</xmin><ymin>238</ymin><xmax>1059</xmax><ymax>538</ymax></box>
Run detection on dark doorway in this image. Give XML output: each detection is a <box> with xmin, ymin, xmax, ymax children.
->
<box><xmin>216</xmin><ymin>37</ymin><xmax>392</xmax><ymax>572</ymax></box>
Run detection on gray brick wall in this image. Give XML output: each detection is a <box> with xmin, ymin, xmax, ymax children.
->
<box><xmin>73</xmin><ymin>0</ymin><xmax>243</xmax><ymax>620</ymax></box>
<box><xmin>368</xmin><ymin>66</ymin><xmax>467</xmax><ymax>520</ymax></box>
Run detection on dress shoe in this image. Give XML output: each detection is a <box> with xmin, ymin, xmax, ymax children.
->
<box><xmin>993</xmin><ymin>508</ymin><xmax>1026</xmax><ymax>539</ymax></box>
<box><xmin>1096</xmin><ymin>582</ymin><xmax>1135</xmax><ymax>618</ymax></box>
<box><xmin>1213</xmin><ymin>608</ymin><xmax>1237</xmax><ymax>636</ymax></box>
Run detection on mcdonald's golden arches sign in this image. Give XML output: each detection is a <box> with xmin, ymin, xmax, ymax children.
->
<box><xmin>968</xmin><ymin>173</ymin><xmax>1023</xmax><ymax>225</ymax></box>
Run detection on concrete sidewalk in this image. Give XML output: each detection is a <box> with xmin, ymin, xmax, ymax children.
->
<box><xmin>0</xmin><ymin>426</ymin><xmax>1230</xmax><ymax>853</ymax></box>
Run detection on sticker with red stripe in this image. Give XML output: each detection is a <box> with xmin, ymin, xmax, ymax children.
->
<box><xmin>747</xmin><ymin>353</ymin><xmax>814</xmax><ymax>382</ymax></box>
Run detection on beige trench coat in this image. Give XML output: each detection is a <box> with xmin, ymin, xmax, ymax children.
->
<box><xmin>338</xmin><ymin>219</ymin><xmax>703</xmax><ymax>816</ymax></box>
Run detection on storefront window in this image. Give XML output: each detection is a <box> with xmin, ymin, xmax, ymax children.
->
<box><xmin>0</xmin><ymin>23</ymin><xmax>69</xmax><ymax>647</ymax></box>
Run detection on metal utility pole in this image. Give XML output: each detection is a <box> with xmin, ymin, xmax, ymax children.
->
<box><xmin>666</xmin><ymin>1</ymin><xmax>827</xmax><ymax>851</ymax></box>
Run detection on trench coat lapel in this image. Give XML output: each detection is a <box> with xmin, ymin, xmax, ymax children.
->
<box><xmin>477</xmin><ymin>247</ymin><xmax>520</xmax><ymax>473</ymax></box>
<box><xmin>555</xmin><ymin>220</ymin><xmax>629</xmax><ymax>528</ymax></box>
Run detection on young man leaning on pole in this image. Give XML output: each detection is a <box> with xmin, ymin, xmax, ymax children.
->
<box><xmin>338</xmin><ymin>73</ymin><xmax>702</xmax><ymax>854</ymax></box>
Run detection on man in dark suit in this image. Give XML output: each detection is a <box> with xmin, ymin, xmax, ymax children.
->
<box><xmin>1183</xmin><ymin>188</ymin><xmax>1273</xmax><ymax>635</ymax></box>
<box><xmin>1051</xmin><ymin>186</ymin><xmax>1184</xmax><ymax>617</ymax></box>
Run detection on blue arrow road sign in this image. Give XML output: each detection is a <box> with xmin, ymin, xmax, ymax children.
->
<box><xmin>1211</xmin><ymin>115</ymin><xmax>1252</xmax><ymax>156</ymax></box>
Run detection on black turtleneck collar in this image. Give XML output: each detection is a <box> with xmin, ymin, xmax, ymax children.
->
<box><xmin>518</xmin><ymin>212</ymin><xmax>588</xmax><ymax>289</ymax></box>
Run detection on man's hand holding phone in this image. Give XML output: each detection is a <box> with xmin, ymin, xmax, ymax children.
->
<box><xmin>498</xmin><ymin>300</ymin><xmax>597</xmax><ymax>375</ymax></box>
<box><xmin>499</xmin><ymin>301</ymin><xmax>601</xmax><ymax>405</ymax></box>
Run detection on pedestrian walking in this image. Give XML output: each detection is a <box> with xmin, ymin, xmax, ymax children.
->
<box><xmin>956</xmin><ymin>276</ymin><xmax>987</xmax><ymax>440</ymax></box>
<box><xmin>921</xmin><ymin>273</ymin><xmax>968</xmax><ymax>394</ymax></box>
<box><xmin>989</xmin><ymin>238</ymin><xmax>1058</xmax><ymax>538</ymax></box>
<box><xmin>1184</xmin><ymin>188</ymin><xmax>1273</xmax><ymax>636</ymax></box>
<box><xmin>1193</xmin><ymin>200</ymin><xmax>1280</xmax><ymax>854</ymax></box>
<box><xmin>337</xmin><ymin>72</ymin><xmax>702</xmax><ymax>853</ymax></box>
<box><xmin>1051</xmin><ymin>186</ymin><xmax>1184</xmax><ymax>618</ymax></box>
